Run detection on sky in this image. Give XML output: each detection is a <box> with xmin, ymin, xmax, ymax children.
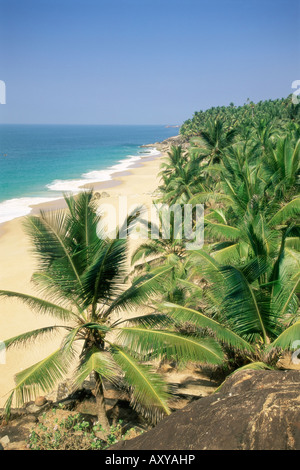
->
<box><xmin>0</xmin><ymin>0</ymin><xmax>299</xmax><ymax>125</ymax></box>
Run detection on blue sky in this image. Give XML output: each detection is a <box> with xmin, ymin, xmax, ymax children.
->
<box><xmin>0</xmin><ymin>0</ymin><xmax>299</xmax><ymax>124</ymax></box>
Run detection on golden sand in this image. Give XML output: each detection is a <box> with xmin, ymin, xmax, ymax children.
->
<box><xmin>0</xmin><ymin>151</ymin><xmax>164</xmax><ymax>407</ymax></box>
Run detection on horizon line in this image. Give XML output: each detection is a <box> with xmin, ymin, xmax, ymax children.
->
<box><xmin>0</xmin><ymin>122</ymin><xmax>181</xmax><ymax>127</ymax></box>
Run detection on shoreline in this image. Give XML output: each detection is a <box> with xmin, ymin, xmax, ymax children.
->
<box><xmin>0</xmin><ymin>146</ymin><xmax>161</xmax><ymax>227</ymax></box>
<box><xmin>0</xmin><ymin>142</ymin><xmax>168</xmax><ymax>407</ymax></box>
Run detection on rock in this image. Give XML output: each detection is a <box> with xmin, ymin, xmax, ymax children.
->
<box><xmin>56</xmin><ymin>398</ymin><xmax>77</xmax><ymax>411</ymax></box>
<box><xmin>110</xmin><ymin>370</ymin><xmax>300</xmax><ymax>450</ymax></box>
<box><xmin>75</xmin><ymin>397</ymin><xmax>98</xmax><ymax>415</ymax></box>
<box><xmin>0</xmin><ymin>435</ymin><xmax>10</xmax><ymax>446</ymax></box>
<box><xmin>34</xmin><ymin>396</ymin><xmax>47</xmax><ymax>407</ymax></box>
<box><xmin>45</xmin><ymin>390</ymin><xmax>58</xmax><ymax>402</ymax></box>
<box><xmin>25</xmin><ymin>401</ymin><xmax>50</xmax><ymax>414</ymax></box>
<box><xmin>20</xmin><ymin>414</ymin><xmax>38</xmax><ymax>425</ymax></box>
<box><xmin>108</xmin><ymin>400</ymin><xmax>140</xmax><ymax>426</ymax></box>
<box><xmin>0</xmin><ymin>443</ymin><xmax>3</xmax><ymax>450</ymax></box>
<box><xmin>56</xmin><ymin>380</ymin><xmax>73</xmax><ymax>401</ymax></box>
<box><xmin>101</xmin><ymin>191</ymin><xmax>110</xmax><ymax>198</ymax></box>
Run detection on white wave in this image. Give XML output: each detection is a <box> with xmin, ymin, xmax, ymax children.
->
<box><xmin>138</xmin><ymin>147</ymin><xmax>161</xmax><ymax>157</ymax></box>
<box><xmin>47</xmin><ymin>147</ymin><xmax>161</xmax><ymax>193</ymax></box>
<box><xmin>0</xmin><ymin>197</ymin><xmax>61</xmax><ymax>224</ymax></box>
<box><xmin>0</xmin><ymin>147</ymin><xmax>161</xmax><ymax>224</ymax></box>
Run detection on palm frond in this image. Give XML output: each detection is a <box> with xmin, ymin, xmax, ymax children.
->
<box><xmin>0</xmin><ymin>290</ymin><xmax>76</xmax><ymax>321</ymax></box>
<box><xmin>105</xmin><ymin>265</ymin><xmax>174</xmax><ymax>316</ymax></box>
<box><xmin>111</xmin><ymin>345</ymin><xmax>171</xmax><ymax>423</ymax></box>
<box><xmin>112</xmin><ymin>313</ymin><xmax>175</xmax><ymax>329</ymax></box>
<box><xmin>205</xmin><ymin>221</ymin><xmax>241</xmax><ymax>241</ymax></box>
<box><xmin>7</xmin><ymin>348</ymin><xmax>74</xmax><ymax>411</ymax></box>
<box><xmin>270</xmin><ymin>318</ymin><xmax>300</xmax><ymax>351</ymax></box>
<box><xmin>210</xmin><ymin>243</ymin><xmax>240</xmax><ymax>264</ymax></box>
<box><xmin>23</xmin><ymin>211</ymin><xmax>83</xmax><ymax>287</ymax></box>
<box><xmin>80</xmin><ymin>238</ymin><xmax>128</xmax><ymax>312</ymax></box>
<box><xmin>268</xmin><ymin>197</ymin><xmax>300</xmax><ymax>226</ymax></box>
<box><xmin>117</xmin><ymin>326</ymin><xmax>225</xmax><ymax>365</ymax></box>
<box><xmin>4</xmin><ymin>326</ymin><xmax>65</xmax><ymax>350</ymax></box>
<box><xmin>72</xmin><ymin>347</ymin><xmax>119</xmax><ymax>389</ymax></box>
<box><xmin>161</xmin><ymin>302</ymin><xmax>253</xmax><ymax>352</ymax></box>
<box><xmin>214</xmin><ymin>265</ymin><xmax>272</xmax><ymax>342</ymax></box>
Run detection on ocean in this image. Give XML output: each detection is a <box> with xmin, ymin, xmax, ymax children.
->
<box><xmin>0</xmin><ymin>124</ymin><xmax>179</xmax><ymax>223</ymax></box>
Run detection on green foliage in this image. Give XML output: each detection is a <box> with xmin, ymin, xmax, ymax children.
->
<box><xmin>1</xmin><ymin>94</ymin><xmax>299</xmax><ymax>433</ymax></box>
<box><xmin>180</xmin><ymin>96</ymin><xmax>300</xmax><ymax>138</ymax></box>
<box><xmin>27</xmin><ymin>411</ymin><xmax>139</xmax><ymax>450</ymax></box>
<box><xmin>151</xmin><ymin>94</ymin><xmax>300</xmax><ymax>373</ymax></box>
<box><xmin>0</xmin><ymin>190</ymin><xmax>224</xmax><ymax>425</ymax></box>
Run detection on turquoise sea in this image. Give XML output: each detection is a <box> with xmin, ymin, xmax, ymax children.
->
<box><xmin>0</xmin><ymin>125</ymin><xmax>179</xmax><ymax>223</ymax></box>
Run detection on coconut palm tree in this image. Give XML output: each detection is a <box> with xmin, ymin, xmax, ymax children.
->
<box><xmin>130</xmin><ymin>207</ymin><xmax>187</xmax><ymax>273</ymax></box>
<box><xmin>160</xmin><ymin>247</ymin><xmax>300</xmax><ymax>372</ymax></box>
<box><xmin>186</xmin><ymin>118</ymin><xmax>237</xmax><ymax>164</ymax></box>
<box><xmin>262</xmin><ymin>137</ymin><xmax>300</xmax><ymax>201</ymax></box>
<box><xmin>0</xmin><ymin>191</ymin><xmax>224</xmax><ymax>425</ymax></box>
<box><xmin>189</xmin><ymin>139</ymin><xmax>300</xmax><ymax>265</ymax></box>
<box><xmin>158</xmin><ymin>152</ymin><xmax>209</xmax><ymax>206</ymax></box>
<box><xmin>158</xmin><ymin>145</ymin><xmax>188</xmax><ymax>180</ymax></box>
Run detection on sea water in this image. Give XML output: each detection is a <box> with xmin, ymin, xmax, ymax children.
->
<box><xmin>0</xmin><ymin>124</ymin><xmax>178</xmax><ymax>223</ymax></box>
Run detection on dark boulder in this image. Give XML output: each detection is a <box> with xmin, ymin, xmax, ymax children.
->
<box><xmin>110</xmin><ymin>370</ymin><xmax>300</xmax><ymax>450</ymax></box>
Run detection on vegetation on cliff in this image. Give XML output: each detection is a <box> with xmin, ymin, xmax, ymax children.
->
<box><xmin>0</xmin><ymin>95</ymin><xmax>299</xmax><ymax>435</ymax></box>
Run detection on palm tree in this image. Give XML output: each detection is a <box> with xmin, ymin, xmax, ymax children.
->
<box><xmin>172</xmin><ymin>96</ymin><xmax>300</xmax><ymax>373</ymax></box>
<box><xmin>0</xmin><ymin>191</ymin><xmax>224</xmax><ymax>425</ymax></box>
<box><xmin>187</xmin><ymin>118</ymin><xmax>237</xmax><ymax>164</ymax></box>
<box><xmin>158</xmin><ymin>145</ymin><xmax>187</xmax><ymax>180</ymax></box>
<box><xmin>262</xmin><ymin>137</ymin><xmax>300</xmax><ymax>201</ymax></box>
<box><xmin>160</xmin><ymin>248</ymin><xmax>300</xmax><ymax>372</ymax></box>
<box><xmin>130</xmin><ymin>207</ymin><xmax>187</xmax><ymax>273</ymax></box>
<box><xmin>158</xmin><ymin>148</ymin><xmax>209</xmax><ymax>206</ymax></box>
<box><xmin>252</xmin><ymin>118</ymin><xmax>278</xmax><ymax>156</ymax></box>
<box><xmin>189</xmin><ymin>140</ymin><xmax>300</xmax><ymax>265</ymax></box>
<box><xmin>129</xmin><ymin>208</ymin><xmax>191</xmax><ymax>305</ymax></box>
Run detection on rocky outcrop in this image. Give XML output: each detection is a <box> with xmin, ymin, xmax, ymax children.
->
<box><xmin>141</xmin><ymin>134</ymin><xmax>190</xmax><ymax>153</ymax></box>
<box><xmin>110</xmin><ymin>370</ymin><xmax>300</xmax><ymax>450</ymax></box>
<box><xmin>0</xmin><ymin>366</ymin><xmax>219</xmax><ymax>449</ymax></box>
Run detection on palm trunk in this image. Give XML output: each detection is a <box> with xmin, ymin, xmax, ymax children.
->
<box><xmin>94</xmin><ymin>372</ymin><xmax>110</xmax><ymax>432</ymax></box>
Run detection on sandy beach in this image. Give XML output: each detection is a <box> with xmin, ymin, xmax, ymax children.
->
<box><xmin>0</xmin><ymin>148</ymin><xmax>165</xmax><ymax>407</ymax></box>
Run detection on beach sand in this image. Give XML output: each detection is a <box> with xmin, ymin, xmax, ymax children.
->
<box><xmin>0</xmin><ymin>150</ymin><xmax>165</xmax><ymax>407</ymax></box>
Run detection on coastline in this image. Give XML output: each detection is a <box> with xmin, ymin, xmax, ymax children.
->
<box><xmin>0</xmin><ymin>145</ymin><xmax>161</xmax><ymax>226</ymax></box>
<box><xmin>0</xmin><ymin>144</ymin><xmax>168</xmax><ymax>407</ymax></box>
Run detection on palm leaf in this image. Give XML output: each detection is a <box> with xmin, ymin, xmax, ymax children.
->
<box><xmin>210</xmin><ymin>243</ymin><xmax>240</xmax><ymax>263</ymax></box>
<box><xmin>72</xmin><ymin>347</ymin><xmax>119</xmax><ymax>389</ymax></box>
<box><xmin>215</xmin><ymin>265</ymin><xmax>271</xmax><ymax>343</ymax></box>
<box><xmin>161</xmin><ymin>302</ymin><xmax>253</xmax><ymax>352</ymax></box>
<box><xmin>117</xmin><ymin>326</ymin><xmax>225</xmax><ymax>364</ymax></box>
<box><xmin>271</xmin><ymin>320</ymin><xmax>300</xmax><ymax>351</ymax></box>
<box><xmin>111</xmin><ymin>345</ymin><xmax>171</xmax><ymax>423</ymax></box>
<box><xmin>271</xmin><ymin>273</ymin><xmax>300</xmax><ymax>320</ymax></box>
<box><xmin>268</xmin><ymin>197</ymin><xmax>300</xmax><ymax>226</ymax></box>
<box><xmin>4</xmin><ymin>326</ymin><xmax>65</xmax><ymax>349</ymax></box>
<box><xmin>105</xmin><ymin>265</ymin><xmax>174</xmax><ymax>316</ymax></box>
<box><xmin>113</xmin><ymin>313</ymin><xmax>174</xmax><ymax>329</ymax></box>
<box><xmin>205</xmin><ymin>221</ymin><xmax>241</xmax><ymax>241</ymax></box>
<box><xmin>0</xmin><ymin>290</ymin><xmax>76</xmax><ymax>321</ymax></box>
<box><xmin>80</xmin><ymin>238</ymin><xmax>128</xmax><ymax>312</ymax></box>
<box><xmin>24</xmin><ymin>211</ymin><xmax>83</xmax><ymax>287</ymax></box>
<box><xmin>234</xmin><ymin>361</ymin><xmax>274</xmax><ymax>371</ymax></box>
<box><xmin>8</xmin><ymin>348</ymin><xmax>74</xmax><ymax>410</ymax></box>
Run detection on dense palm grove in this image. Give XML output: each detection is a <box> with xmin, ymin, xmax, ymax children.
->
<box><xmin>1</xmin><ymin>95</ymin><xmax>299</xmax><ymax>428</ymax></box>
